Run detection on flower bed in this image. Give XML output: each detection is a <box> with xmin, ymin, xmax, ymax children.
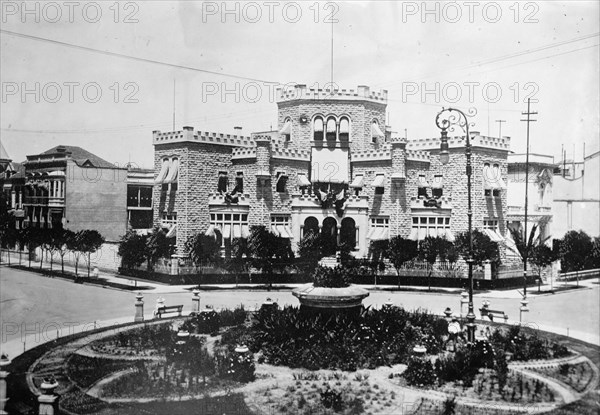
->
<box><xmin>530</xmin><ymin>361</ymin><xmax>595</xmax><ymax>393</ymax></box>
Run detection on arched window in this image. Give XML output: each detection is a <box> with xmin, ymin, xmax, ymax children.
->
<box><xmin>303</xmin><ymin>216</ymin><xmax>319</xmax><ymax>237</ymax></box>
<box><xmin>340</xmin><ymin>217</ymin><xmax>356</xmax><ymax>249</ymax></box>
<box><xmin>339</xmin><ymin>117</ymin><xmax>350</xmax><ymax>142</ymax></box>
<box><xmin>326</xmin><ymin>117</ymin><xmax>337</xmax><ymax>141</ymax></box>
<box><xmin>313</xmin><ymin>117</ymin><xmax>324</xmax><ymax>141</ymax></box>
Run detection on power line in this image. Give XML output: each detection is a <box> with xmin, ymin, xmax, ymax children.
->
<box><xmin>0</xmin><ymin>29</ymin><xmax>280</xmax><ymax>84</ymax></box>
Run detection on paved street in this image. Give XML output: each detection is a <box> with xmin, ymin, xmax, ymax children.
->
<box><xmin>1</xmin><ymin>265</ymin><xmax>599</xmax><ymax>359</ymax></box>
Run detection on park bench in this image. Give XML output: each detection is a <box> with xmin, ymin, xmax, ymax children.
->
<box><xmin>154</xmin><ymin>305</ymin><xmax>183</xmax><ymax>318</ymax></box>
<box><xmin>480</xmin><ymin>307</ymin><xmax>508</xmax><ymax>322</ymax></box>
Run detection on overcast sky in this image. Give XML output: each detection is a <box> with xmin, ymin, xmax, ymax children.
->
<box><xmin>1</xmin><ymin>1</ymin><xmax>598</xmax><ymax>168</ymax></box>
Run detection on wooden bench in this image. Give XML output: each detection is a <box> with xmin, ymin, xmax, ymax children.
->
<box><xmin>154</xmin><ymin>305</ymin><xmax>183</xmax><ymax>318</ymax></box>
<box><xmin>480</xmin><ymin>307</ymin><xmax>508</xmax><ymax>322</ymax></box>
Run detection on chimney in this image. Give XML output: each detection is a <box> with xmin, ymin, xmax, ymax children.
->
<box><xmin>357</xmin><ymin>85</ymin><xmax>370</xmax><ymax>97</ymax></box>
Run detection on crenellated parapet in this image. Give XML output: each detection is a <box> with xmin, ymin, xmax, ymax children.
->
<box><xmin>153</xmin><ymin>126</ymin><xmax>254</xmax><ymax>147</ymax></box>
<box><xmin>276</xmin><ymin>84</ymin><xmax>388</xmax><ymax>104</ymax></box>
<box><xmin>351</xmin><ymin>145</ymin><xmax>392</xmax><ymax>162</ymax></box>
<box><xmin>406</xmin><ymin>134</ymin><xmax>511</xmax><ymax>152</ymax></box>
<box><xmin>405</xmin><ymin>150</ymin><xmax>431</xmax><ymax>163</ymax></box>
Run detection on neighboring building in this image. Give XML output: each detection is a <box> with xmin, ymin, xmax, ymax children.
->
<box><xmin>126</xmin><ymin>168</ymin><xmax>155</xmax><ymax>233</ymax></box>
<box><xmin>506</xmin><ymin>153</ymin><xmax>555</xmax><ymax>247</ymax></box>
<box><xmin>3</xmin><ymin>145</ymin><xmax>128</xmax><ymax>241</ymax></box>
<box><xmin>552</xmin><ymin>151</ymin><xmax>600</xmax><ymax>238</ymax></box>
<box><xmin>153</xmin><ymin>84</ymin><xmax>512</xmax><ymax>259</ymax></box>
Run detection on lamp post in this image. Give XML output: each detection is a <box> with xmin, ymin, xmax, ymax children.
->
<box><xmin>436</xmin><ymin>107</ymin><xmax>477</xmax><ymax>343</ymax></box>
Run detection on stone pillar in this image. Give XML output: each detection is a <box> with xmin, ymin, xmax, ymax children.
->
<box><xmin>38</xmin><ymin>377</ymin><xmax>60</xmax><ymax>415</ymax></box>
<box><xmin>483</xmin><ymin>261</ymin><xmax>492</xmax><ymax>280</ymax></box>
<box><xmin>192</xmin><ymin>289</ymin><xmax>200</xmax><ymax>313</ymax></box>
<box><xmin>460</xmin><ymin>291</ymin><xmax>469</xmax><ymax>318</ymax></box>
<box><xmin>0</xmin><ymin>353</ymin><xmax>11</xmax><ymax>415</ymax></box>
<box><xmin>520</xmin><ymin>298</ymin><xmax>529</xmax><ymax>324</ymax></box>
<box><xmin>134</xmin><ymin>292</ymin><xmax>144</xmax><ymax>322</ymax></box>
<box><xmin>170</xmin><ymin>254</ymin><xmax>179</xmax><ymax>275</ymax></box>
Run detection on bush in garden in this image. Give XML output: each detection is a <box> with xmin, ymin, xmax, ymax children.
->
<box><xmin>403</xmin><ymin>356</ymin><xmax>436</xmax><ymax>387</ymax></box>
<box><xmin>320</xmin><ymin>387</ymin><xmax>343</xmax><ymax>412</ymax></box>
<box><xmin>312</xmin><ymin>265</ymin><xmax>352</xmax><ymax>288</ymax></box>
<box><xmin>488</xmin><ymin>325</ymin><xmax>570</xmax><ymax>361</ymax></box>
<box><xmin>195</xmin><ymin>309</ymin><xmax>221</xmax><ymax>334</ymax></box>
<box><xmin>219</xmin><ymin>305</ymin><xmax>247</xmax><ymax>327</ymax></box>
<box><xmin>216</xmin><ymin>348</ymin><xmax>255</xmax><ymax>383</ymax></box>
<box><xmin>435</xmin><ymin>340</ymin><xmax>495</xmax><ymax>387</ymax></box>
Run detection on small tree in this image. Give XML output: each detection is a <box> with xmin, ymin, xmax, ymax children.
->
<box><xmin>455</xmin><ymin>229</ymin><xmax>500</xmax><ymax>267</ymax></box>
<box><xmin>225</xmin><ymin>237</ymin><xmax>249</xmax><ymax>284</ymax></box>
<box><xmin>185</xmin><ymin>233</ymin><xmax>222</xmax><ymax>269</ymax></box>
<box><xmin>529</xmin><ymin>243</ymin><xmax>555</xmax><ymax>278</ymax></box>
<box><xmin>145</xmin><ymin>227</ymin><xmax>174</xmax><ymax>271</ymax></box>
<box><xmin>67</xmin><ymin>230</ymin><xmax>84</xmax><ymax>276</ymax></box>
<box><xmin>419</xmin><ymin>236</ymin><xmax>440</xmax><ymax>290</ymax></box>
<box><xmin>22</xmin><ymin>227</ymin><xmax>41</xmax><ymax>268</ymax></box>
<box><xmin>368</xmin><ymin>239</ymin><xmax>389</xmax><ymax>279</ymax></box>
<box><xmin>37</xmin><ymin>228</ymin><xmax>52</xmax><ymax>270</ymax></box>
<box><xmin>56</xmin><ymin>229</ymin><xmax>76</xmax><ymax>274</ymax></box>
<box><xmin>386</xmin><ymin>236</ymin><xmax>418</xmax><ymax>288</ymax></box>
<box><xmin>591</xmin><ymin>237</ymin><xmax>600</xmax><ymax>270</ymax></box>
<box><xmin>0</xmin><ymin>227</ymin><xmax>17</xmax><ymax>265</ymax></box>
<box><xmin>78</xmin><ymin>230</ymin><xmax>105</xmax><ymax>277</ymax></box>
<box><xmin>118</xmin><ymin>230</ymin><xmax>148</xmax><ymax>270</ymax></box>
<box><xmin>247</xmin><ymin>225</ymin><xmax>292</xmax><ymax>290</ymax></box>
<box><xmin>558</xmin><ymin>230</ymin><xmax>594</xmax><ymax>272</ymax></box>
<box><xmin>296</xmin><ymin>231</ymin><xmax>325</xmax><ymax>276</ymax></box>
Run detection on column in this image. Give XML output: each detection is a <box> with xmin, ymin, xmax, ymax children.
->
<box><xmin>10</xmin><ymin>191</ymin><xmax>15</xmax><ymax>209</ymax></box>
<box><xmin>0</xmin><ymin>353</ymin><xmax>10</xmax><ymax>415</ymax></box>
<box><xmin>192</xmin><ymin>289</ymin><xmax>200</xmax><ymax>314</ymax></box>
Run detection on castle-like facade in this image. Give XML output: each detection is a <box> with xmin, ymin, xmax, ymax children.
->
<box><xmin>153</xmin><ymin>85</ymin><xmax>511</xmax><ymax>258</ymax></box>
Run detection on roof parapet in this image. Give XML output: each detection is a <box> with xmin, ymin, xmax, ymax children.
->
<box><xmin>276</xmin><ymin>84</ymin><xmax>388</xmax><ymax>103</ymax></box>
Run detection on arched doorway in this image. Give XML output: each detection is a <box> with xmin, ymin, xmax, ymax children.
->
<box><xmin>321</xmin><ymin>217</ymin><xmax>338</xmax><ymax>256</ymax></box>
<box><xmin>340</xmin><ymin>217</ymin><xmax>356</xmax><ymax>250</ymax></box>
<box><xmin>303</xmin><ymin>216</ymin><xmax>319</xmax><ymax>238</ymax></box>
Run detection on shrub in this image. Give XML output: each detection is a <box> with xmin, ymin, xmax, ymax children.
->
<box><xmin>215</xmin><ymin>348</ymin><xmax>255</xmax><ymax>383</ymax></box>
<box><xmin>312</xmin><ymin>265</ymin><xmax>352</xmax><ymax>288</ymax></box>
<box><xmin>403</xmin><ymin>357</ymin><xmax>436</xmax><ymax>387</ymax></box>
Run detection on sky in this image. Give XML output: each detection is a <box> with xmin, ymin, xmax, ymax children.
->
<box><xmin>1</xmin><ymin>0</ymin><xmax>599</xmax><ymax>169</ymax></box>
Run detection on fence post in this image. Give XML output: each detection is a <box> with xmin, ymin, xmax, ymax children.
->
<box><xmin>134</xmin><ymin>292</ymin><xmax>144</xmax><ymax>322</ymax></box>
<box><xmin>460</xmin><ymin>291</ymin><xmax>469</xmax><ymax>318</ymax></box>
<box><xmin>192</xmin><ymin>289</ymin><xmax>200</xmax><ymax>313</ymax></box>
<box><xmin>38</xmin><ymin>376</ymin><xmax>60</xmax><ymax>415</ymax></box>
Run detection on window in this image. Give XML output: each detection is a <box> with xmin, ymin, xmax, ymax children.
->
<box><xmin>368</xmin><ymin>216</ymin><xmax>390</xmax><ymax>241</ymax></box>
<box><xmin>127</xmin><ymin>186</ymin><xmax>153</xmax><ymax>208</ymax></box>
<box><xmin>371</xmin><ymin>120</ymin><xmax>384</xmax><ymax>143</ymax></box>
<box><xmin>276</xmin><ymin>172</ymin><xmax>288</xmax><ymax>193</ymax></box>
<box><xmin>431</xmin><ymin>174</ymin><xmax>443</xmax><ymax>198</ymax></box>
<box><xmin>483</xmin><ymin>162</ymin><xmax>505</xmax><ymax>196</ymax></box>
<box><xmin>218</xmin><ymin>171</ymin><xmax>228</xmax><ymax>193</ymax></box>
<box><xmin>372</xmin><ymin>173</ymin><xmax>386</xmax><ymax>195</ymax></box>
<box><xmin>161</xmin><ymin>213</ymin><xmax>177</xmax><ymax>227</ymax></box>
<box><xmin>271</xmin><ymin>215</ymin><xmax>292</xmax><ymax>238</ymax></box>
<box><xmin>326</xmin><ymin>117</ymin><xmax>337</xmax><ymax>141</ymax></box>
<box><xmin>339</xmin><ymin>117</ymin><xmax>350</xmax><ymax>141</ymax></box>
<box><xmin>234</xmin><ymin>172</ymin><xmax>244</xmax><ymax>194</ymax></box>
<box><xmin>483</xmin><ymin>219</ymin><xmax>503</xmax><ymax>242</ymax></box>
<box><xmin>410</xmin><ymin>216</ymin><xmax>452</xmax><ymax>241</ymax></box>
<box><xmin>209</xmin><ymin>212</ymin><xmax>249</xmax><ymax>248</ymax></box>
<box><xmin>313</xmin><ymin>117</ymin><xmax>324</xmax><ymax>141</ymax></box>
<box><xmin>418</xmin><ymin>175</ymin><xmax>429</xmax><ymax>198</ymax></box>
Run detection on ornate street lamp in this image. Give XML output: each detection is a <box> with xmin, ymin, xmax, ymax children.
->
<box><xmin>435</xmin><ymin>107</ymin><xmax>477</xmax><ymax>343</ymax></box>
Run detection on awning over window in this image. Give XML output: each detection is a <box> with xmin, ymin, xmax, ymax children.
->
<box><xmin>223</xmin><ymin>224</ymin><xmax>231</xmax><ymax>239</ymax></box>
<box><xmin>297</xmin><ymin>174</ymin><xmax>311</xmax><ymax>187</ymax></box>
<box><xmin>431</xmin><ymin>176</ymin><xmax>443</xmax><ymax>189</ymax></box>
<box><xmin>255</xmin><ymin>170</ymin><xmax>271</xmax><ymax>179</ymax></box>
<box><xmin>368</xmin><ymin>227</ymin><xmax>389</xmax><ymax>241</ymax></box>
<box><xmin>326</xmin><ymin>118</ymin><xmax>337</xmax><ymax>133</ymax></box>
<box><xmin>275</xmin><ymin>225</ymin><xmax>293</xmax><ymax>238</ymax></box>
<box><xmin>205</xmin><ymin>224</ymin><xmax>216</xmax><ymax>237</ymax></box>
<box><xmin>349</xmin><ymin>174</ymin><xmax>364</xmax><ymax>188</ymax></box>
<box><xmin>279</xmin><ymin>120</ymin><xmax>291</xmax><ymax>135</ymax></box>
<box><xmin>165</xmin><ymin>158</ymin><xmax>179</xmax><ymax>183</ymax></box>
<box><xmin>241</xmin><ymin>224</ymin><xmax>249</xmax><ymax>238</ymax></box>
<box><xmin>483</xmin><ymin>165</ymin><xmax>507</xmax><ymax>190</ymax></box>
<box><xmin>233</xmin><ymin>224</ymin><xmax>242</xmax><ymax>239</ymax></box>
<box><xmin>372</xmin><ymin>174</ymin><xmax>386</xmax><ymax>188</ymax></box>
<box><xmin>339</xmin><ymin>118</ymin><xmax>349</xmax><ymax>133</ymax></box>
<box><xmin>155</xmin><ymin>159</ymin><xmax>170</xmax><ymax>184</ymax></box>
<box><xmin>408</xmin><ymin>228</ymin><xmax>419</xmax><ymax>240</ymax></box>
<box><xmin>418</xmin><ymin>175</ymin><xmax>430</xmax><ymax>187</ymax></box>
<box><xmin>371</xmin><ymin>122</ymin><xmax>385</xmax><ymax>138</ymax></box>
<box><xmin>503</xmin><ymin>235</ymin><xmax>520</xmax><ymax>256</ymax></box>
<box><xmin>166</xmin><ymin>224</ymin><xmax>177</xmax><ymax>238</ymax></box>
<box><xmin>314</xmin><ymin>118</ymin><xmax>324</xmax><ymax>132</ymax></box>
<box><xmin>484</xmin><ymin>229</ymin><xmax>504</xmax><ymax>242</ymax></box>
<box><xmin>418</xmin><ymin>228</ymin><xmax>427</xmax><ymax>241</ymax></box>
<box><xmin>438</xmin><ymin>229</ymin><xmax>455</xmax><ymax>242</ymax></box>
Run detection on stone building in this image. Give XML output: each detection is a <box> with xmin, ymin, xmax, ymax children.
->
<box><xmin>153</xmin><ymin>85</ymin><xmax>512</xmax><ymax>258</ymax></box>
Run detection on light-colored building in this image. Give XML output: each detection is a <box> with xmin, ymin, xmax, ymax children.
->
<box><xmin>506</xmin><ymin>153</ymin><xmax>555</xmax><ymax>245</ymax></box>
<box><xmin>552</xmin><ymin>151</ymin><xmax>600</xmax><ymax>238</ymax></box>
<box><xmin>152</xmin><ymin>85</ymin><xmax>513</xmax><ymax>260</ymax></box>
